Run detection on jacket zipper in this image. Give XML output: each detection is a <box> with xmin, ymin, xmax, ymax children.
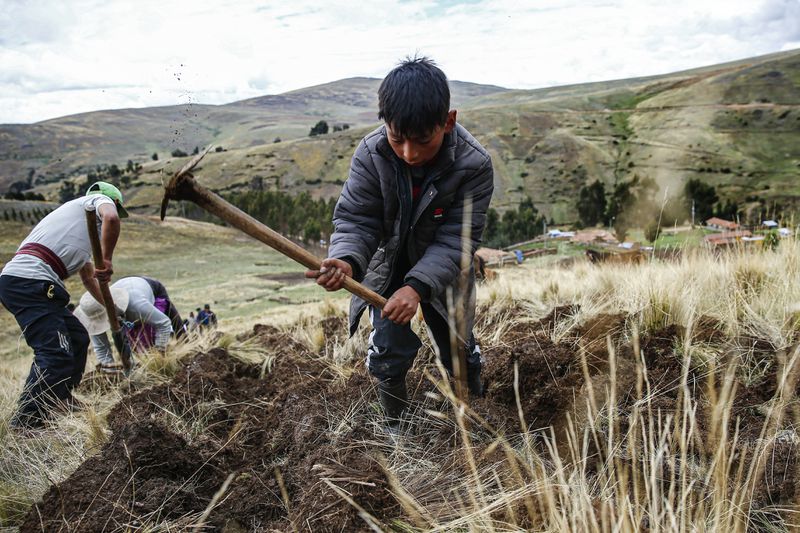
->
<box><xmin>378</xmin><ymin>163</ymin><xmax>411</xmax><ymax>296</ymax></box>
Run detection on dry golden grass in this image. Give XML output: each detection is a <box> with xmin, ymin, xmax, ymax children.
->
<box><xmin>0</xmin><ymin>239</ymin><xmax>798</xmax><ymax>530</ymax></box>
<box><xmin>368</xmin><ymin>241</ymin><xmax>800</xmax><ymax>532</ymax></box>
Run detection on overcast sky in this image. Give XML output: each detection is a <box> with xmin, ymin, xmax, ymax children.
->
<box><xmin>1</xmin><ymin>0</ymin><xmax>798</xmax><ymax>124</ymax></box>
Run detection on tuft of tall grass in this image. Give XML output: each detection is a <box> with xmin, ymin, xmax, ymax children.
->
<box><xmin>365</xmin><ymin>240</ymin><xmax>800</xmax><ymax>531</ymax></box>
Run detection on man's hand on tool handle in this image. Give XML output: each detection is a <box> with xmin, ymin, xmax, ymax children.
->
<box><xmin>306</xmin><ymin>258</ymin><xmax>420</xmax><ymax>325</ymax></box>
<box><xmin>381</xmin><ymin>285</ymin><xmax>420</xmax><ymax>325</ymax></box>
<box><xmin>306</xmin><ymin>258</ymin><xmax>353</xmax><ymax>291</ymax></box>
<box><xmin>94</xmin><ymin>259</ymin><xmax>114</xmax><ymax>283</ymax></box>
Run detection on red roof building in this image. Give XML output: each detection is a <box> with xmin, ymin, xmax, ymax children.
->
<box><xmin>705</xmin><ymin>217</ymin><xmax>740</xmax><ymax>231</ymax></box>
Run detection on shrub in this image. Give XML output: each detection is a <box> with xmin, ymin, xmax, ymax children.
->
<box><xmin>309</xmin><ymin>120</ymin><xmax>329</xmax><ymax>137</ymax></box>
<box><xmin>576</xmin><ymin>181</ymin><xmax>606</xmax><ymax>228</ymax></box>
<box><xmin>644</xmin><ymin>220</ymin><xmax>662</xmax><ymax>243</ymax></box>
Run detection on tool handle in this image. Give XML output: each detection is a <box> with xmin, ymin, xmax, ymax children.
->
<box><xmin>188</xmin><ymin>183</ymin><xmax>388</xmax><ymax>309</ymax></box>
<box><xmin>85</xmin><ymin>209</ymin><xmax>131</xmax><ymax>369</ymax></box>
<box><xmin>161</xmin><ymin>150</ymin><xmax>388</xmax><ymax>309</ymax></box>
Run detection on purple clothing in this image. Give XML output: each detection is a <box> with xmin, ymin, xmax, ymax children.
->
<box><xmin>126</xmin><ymin>297</ymin><xmax>169</xmax><ymax>351</ymax></box>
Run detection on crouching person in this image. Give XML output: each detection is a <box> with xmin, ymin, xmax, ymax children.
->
<box><xmin>74</xmin><ymin>276</ymin><xmax>183</xmax><ymax>369</ymax></box>
<box><xmin>305</xmin><ymin>58</ymin><xmax>494</xmax><ymax>431</ymax></box>
<box><xmin>0</xmin><ymin>182</ymin><xmax>126</xmax><ymax>429</ymax></box>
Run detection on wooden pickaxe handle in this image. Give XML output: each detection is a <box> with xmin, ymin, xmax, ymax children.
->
<box><xmin>161</xmin><ymin>149</ymin><xmax>387</xmax><ymax>309</ymax></box>
<box><xmin>85</xmin><ymin>208</ymin><xmax>132</xmax><ymax>371</ymax></box>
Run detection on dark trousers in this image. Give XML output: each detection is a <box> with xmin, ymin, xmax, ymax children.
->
<box><xmin>0</xmin><ymin>275</ymin><xmax>89</xmax><ymax>426</ymax></box>
<box><xmin>367</xmin><ymin>303</ymin><xmax>481</xmax><ymax>386</ymax></box>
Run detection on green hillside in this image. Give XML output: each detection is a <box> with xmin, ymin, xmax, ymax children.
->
<box><xmin>2</xmin><ymin>50</ymin><xmax>800</xmax><ymax>223</ymax></box>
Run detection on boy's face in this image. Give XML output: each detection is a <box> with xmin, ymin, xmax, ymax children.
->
<box><xmin>386</xmin><ymin>110</ymin><xmax>457</xmax><ymax>167</ymax></box>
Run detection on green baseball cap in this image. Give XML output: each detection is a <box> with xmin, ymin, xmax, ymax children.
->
<box><xmin>86</xmin><ymin>181</ymin><xmax>129</xmax><ymax>218</ymax></box>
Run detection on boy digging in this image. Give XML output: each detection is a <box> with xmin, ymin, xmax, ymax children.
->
<box><xmin>306</xmin><ymin>57</ymin><xmax>494</xmax><ymax>430</ymax></box>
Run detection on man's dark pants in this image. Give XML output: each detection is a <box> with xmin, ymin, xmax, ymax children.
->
<box><xmin>0</xmin><ymin>275</ymin><xmax>89</xmax><ymax>427</ymax></box>
<box><xmin>367</xmin><ymin>302</ymin><xmax>481</xmax><ymax>387</ymax></box>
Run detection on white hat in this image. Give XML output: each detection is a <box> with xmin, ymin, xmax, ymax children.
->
<box><xmin>73</xmin><ymin>288</ymin><xmax>130</xmax><ymax>335</ymax></box>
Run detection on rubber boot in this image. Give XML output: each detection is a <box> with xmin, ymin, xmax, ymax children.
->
<box><xmin>467</xmin><ymin>365</ymin><xmax>484</xmax><ymax>398</ymax></box>
<box><xmin>378</xmin><ymin>380</ymin><xmax>409</xmax><ymax>433</ymax></box>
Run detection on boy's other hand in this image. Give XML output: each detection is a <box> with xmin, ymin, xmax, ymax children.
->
<box><xmin>305</xmin><ymin>258</ymin><xmax>353</xmax><ymax>291</ymax></box>
<box><xmin>382</xmin><ymin>286</ymin><xmax>421</xmax><ymax>325</ymax></box>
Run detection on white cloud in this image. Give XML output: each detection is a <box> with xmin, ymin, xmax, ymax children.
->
<box><xmin>0</xmin><ymin>0</ymin><xmax>798</xmax><ymax>123</ymax></box>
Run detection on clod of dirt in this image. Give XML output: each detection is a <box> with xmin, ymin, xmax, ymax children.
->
<box><xmin>481</xmin><ymin>321</ymin><xmax>582</xmax><ymax>431</ymax></box>
<box><xmin>25</xmin><ymin>325</ymin><xmax>400</xmax><ymax>532</ymax></box>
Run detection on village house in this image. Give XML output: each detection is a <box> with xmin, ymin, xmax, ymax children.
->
<box><xmin>705</xmin><ymin>217</ymin><xmax>740</xmax><ymax>231</ymax></box>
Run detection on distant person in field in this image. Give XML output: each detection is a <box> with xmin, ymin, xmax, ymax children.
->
<box><xmin>74</xmin><ymin>276</ymin><xmax>185</xmax><ymax>369</ymax></box>
<box><xmin>203</xmin><ymin>303</ymin><xmax>217</xmax><ymax>328</ymax></box>
<box><xmin>196</xmin><ymin>303</ymin><xmax>217</xmax><ymax>329</ymax></box>
<box><xmin>0</xmin><ymin>181</ymin><xmax>126</xmax><ymax>429</ymax></box>
<box><xmin>305</xmin><ymin>57</ymin><xmax>494</xmax><ymax>431</ymax></box>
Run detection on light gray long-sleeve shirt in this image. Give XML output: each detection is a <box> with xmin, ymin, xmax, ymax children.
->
<box><xmin>92</xmin><ymin>276</ymin><xmax>173</xmax><ymax>364</ymax></box>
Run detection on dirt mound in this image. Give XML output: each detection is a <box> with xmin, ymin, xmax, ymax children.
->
<box><xmin>25</xmin><ymin>325</ymin><xmax>399</xmax><ymax>532</ymax></box>
<box><xmin>21</xmin><ymin>420</ymin><xmax>210</xmax><ymax>531</ymax></box>
<box><xmin>20</xmin><ymin>313</ymin><xmax>799</xmax><ymax>530</ymax></box>
<box><xmin>481</xmin><ymin>332</ymin><xmax>580</xmax><ymax>431</ymax></box>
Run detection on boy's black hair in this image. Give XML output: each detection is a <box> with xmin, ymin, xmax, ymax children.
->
<box><xmin>378</xmin><ymin>56</ymin><xmax>450</xmax><ymax>139</ymax></box>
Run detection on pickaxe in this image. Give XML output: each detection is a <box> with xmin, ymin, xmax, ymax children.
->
<box><xmin>85</xmin><ymin>208</ymin><xmax>133</xmax><ymax>373</ymax></box>
<box><xmin>160</xmin><ymin>148</ymin><xmax>387</xmax><ymax>309</ymax></box>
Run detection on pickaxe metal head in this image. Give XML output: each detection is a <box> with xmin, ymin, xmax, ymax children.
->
<box><xmin>160</xmin><ymin>146</ymin><xmax>212</xmax><ymax>220</ymax></box>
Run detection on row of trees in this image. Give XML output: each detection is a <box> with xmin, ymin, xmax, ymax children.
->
<box><xmin>4</xmin><ymin>190</ymin><xmax>45</xmax><ymax>201</ymax></box>
<box><xmin>2</xmin><ymin>207</ymin><xmax>53</xmax><ymax>224</ymax></box>
<box><xmin>182</xmin><ymin>190</ymin><xmax>552</xmax><ymax>249</ymax></box>
<box><xmin>4</xmin><ymin>173</ymin><xmax>46</xmax><ymax>200</ymax></box>
<box><xmin>182</xmin><ymin>189</ymin><xmax>337</xmax><ymax>244</ymax></box>
<box><xmin>58</xmin><ymin>159</ymin><xmax>145</xmax><ymax>203</ymax></box>
<box><xmin>309</xmin><ymin>121</ymin><xmax>349</xmax><ymax>137</ymax></box>
<box><xmin>576</xmin><ymin>176</ymin><xmax>742</xmax><ymax>242</ymax></box>
<box><xmin>178</xmin><ymin>186</ymin><xmax>552</xmax><ymax>249</ymax></box>
<box><xmin>483</xmin><ymin>197</ymin><xmax>549</xmax><ymax>248</ymax></box>
<box><xmin>168</xmin><ymin>146</ymin><xmax>203</xmax><ymax>158</ymax></box>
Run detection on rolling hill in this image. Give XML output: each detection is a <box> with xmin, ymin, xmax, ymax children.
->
<box><xmin>2</xmin><ymin>49</ymin><xmax>799</xmax><ymax>223</ymax></box>
<box><xmin>0</xmin><ymin>78</ymin><xmax>506</xmax><ymax>193</ymax></box>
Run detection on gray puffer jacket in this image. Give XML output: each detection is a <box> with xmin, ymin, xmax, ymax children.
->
<box><xmin>329</xmin><ymin>123</ymin><xmax>494</xmax><ymax>336</ymax></box>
